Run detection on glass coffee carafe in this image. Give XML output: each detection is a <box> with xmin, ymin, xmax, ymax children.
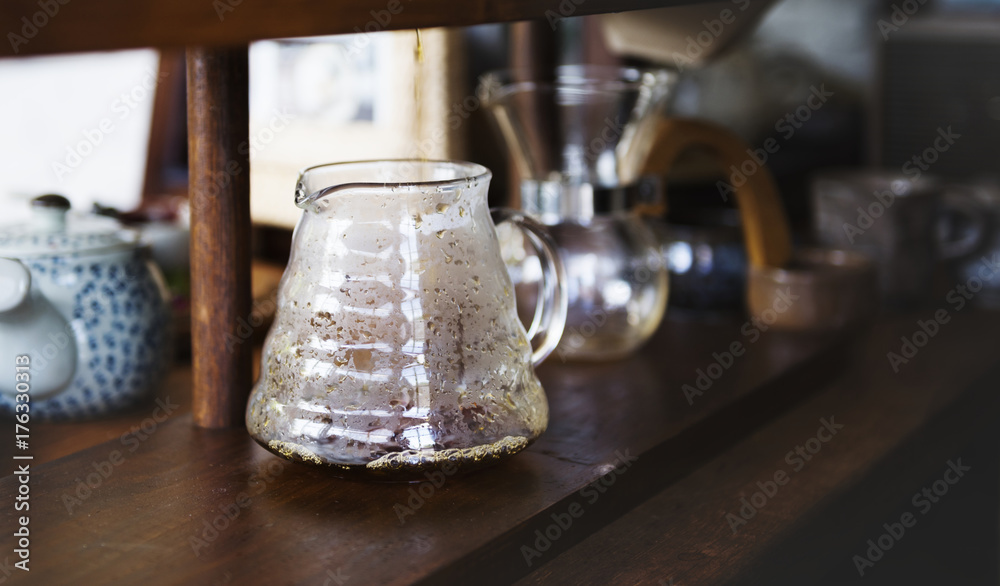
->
<box><xmin>247</xmin><ymin>160</ymin><xmax>567</xmax><ymax>480</ymax></box>
<box><xmin>481</xmin><ymin>66</ymin><xmax>676</xmax><ymax>360</ymax></box>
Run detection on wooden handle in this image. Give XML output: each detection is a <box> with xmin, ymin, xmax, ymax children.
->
<box><xmin>640</xmin><ymin>118</ymin><xmax>792</xmax><ymax>269</ymax></box>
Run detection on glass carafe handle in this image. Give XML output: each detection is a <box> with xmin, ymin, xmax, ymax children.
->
<box><xmin>491</xmin><ymin>208</ymin><xmax>568</xmax><ymax>366</ymax></box>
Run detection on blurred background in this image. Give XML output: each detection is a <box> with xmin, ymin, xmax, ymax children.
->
<box><xmin>7</xmin><ymin>0</ymin><xmax>1000</xmax><ymax>365</ymax></box>
<box><xmin>4</xmin><ymin>0</ymin><xmax>999</xmax><ymax>270</ymax></box>
<box><xmin>4</xmin><ymin>0</ymin><xmax>999</xmax><ymax>216</ymax></box>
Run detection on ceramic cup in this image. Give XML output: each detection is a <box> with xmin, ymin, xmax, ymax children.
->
<box><xmin>812</xmin><ymin>170</ymin><xmax>987</xmax><ymax>309</ymax></box>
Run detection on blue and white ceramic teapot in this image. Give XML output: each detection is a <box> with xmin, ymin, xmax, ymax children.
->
<box><xmin>0</xmin><ymin>195</ymin><xmax>172</xmax><ymax>419</ymax></box>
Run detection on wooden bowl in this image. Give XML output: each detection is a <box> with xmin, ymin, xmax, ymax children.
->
<box><xmin>747</xmin><ymin>248</ymin><xmax>878</xmax><ymax>332</ymax></box>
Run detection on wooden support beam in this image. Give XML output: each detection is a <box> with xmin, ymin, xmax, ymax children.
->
<box><xmin>186</xmin><ymin>46</ymin><xmax>252</xmax><ymax>428</ymax></box>
<box><xmin>0</xmin><ymin>0</ymin><xmax>719</xmax><ymax>58</ymax></box>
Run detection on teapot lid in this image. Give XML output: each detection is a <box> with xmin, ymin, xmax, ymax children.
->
<box><xmin>0</xmin><ymin>195</ymin><xmax>141</xmax><ymax>258</ymax></box>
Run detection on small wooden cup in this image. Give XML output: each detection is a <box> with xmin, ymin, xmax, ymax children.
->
<box><xmin>747</xmin><ymin>248</ymin><xmax>879</xmax><ymax>332</ymax></box>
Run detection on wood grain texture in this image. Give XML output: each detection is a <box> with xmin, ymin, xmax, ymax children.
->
<box><xmin>186</xmin><ymin>47</ymin><xmax>252</xmax><ymax>428</ymax></box>
<box><xmin>0</xmin><ymin>0</ymin><xmax>720</xmax><ymax>58</ymax></box>
<box><xmin>0</xmin><ymin>314</ymin><xmax>845</xmax><ymax>585</ymax></box>
<box><xmin>515</xmin><ymin>312</ymin><xmax>1000</xmax><ymax>585</ymax></box>
<box><xmin>0</xmin><ymin>368</ymin><xmax>193</xmax><ymax>467</ymax></box>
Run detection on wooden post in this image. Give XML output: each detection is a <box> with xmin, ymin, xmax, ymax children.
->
<box><xmin>186</xmin><ymin>46</ymin><xmax>252</xmax><ymax>428</ymax></box>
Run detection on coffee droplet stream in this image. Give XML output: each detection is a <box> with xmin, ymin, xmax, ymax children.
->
<box><xmin>414</xmin><ymin>29</ymin><xmax>427</xmax><ymax>169</ymax></box>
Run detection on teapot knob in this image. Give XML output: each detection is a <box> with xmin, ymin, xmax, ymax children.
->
<box><xmin>30</xmin><ymin>193</ymin><xmax>71</xmax><ymax>233</ymax></box>
<box><xmin>0</xmin><ymin>258</ymin><xmax>31</xmax><ymax>313</ymax></box>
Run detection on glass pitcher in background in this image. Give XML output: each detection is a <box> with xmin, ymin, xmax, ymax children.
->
<box><xmin>481</xmin><ymin>66</ymin><xmax>675</xmax><ymax>360</ymax></box>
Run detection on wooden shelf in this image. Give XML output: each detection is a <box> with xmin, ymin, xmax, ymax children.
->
<box><xmin>5</xmin><ymin>312</ymin><xmax>998</xmax><ymax>584</ymax></box>
<box><xmin>0</xmin><ymin>0</ymin><xmax>717</xmax><ymax>58</ymax></box>
<box><xmin>0</xmin><ymin>367</ymin><xmax>193</xmax><ymax>467</ymax></box>
<box><xmin>7</xmin><ymin>4</ymin><xmax>996</xmax><ymax>583</ymax></box>
<box><xmin>0</xmin><ymin>312</ymin><xmax>859</xmax><ymax>584</ymax></box>
<box><xmin>517</xmin><ymin>313</ymin><xmax>1000</xmax><ymax>585</ymax></box>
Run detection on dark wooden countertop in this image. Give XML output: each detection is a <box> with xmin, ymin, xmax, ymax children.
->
<box><xmin>2</xmin><ymin>311</ymin><xmax>998</xmax><ymax>585</ymax></box>
<box><xmin>518</xmin><ymin>313</ymin><xmax>1000</xmax><ymax>585</ymax></box>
